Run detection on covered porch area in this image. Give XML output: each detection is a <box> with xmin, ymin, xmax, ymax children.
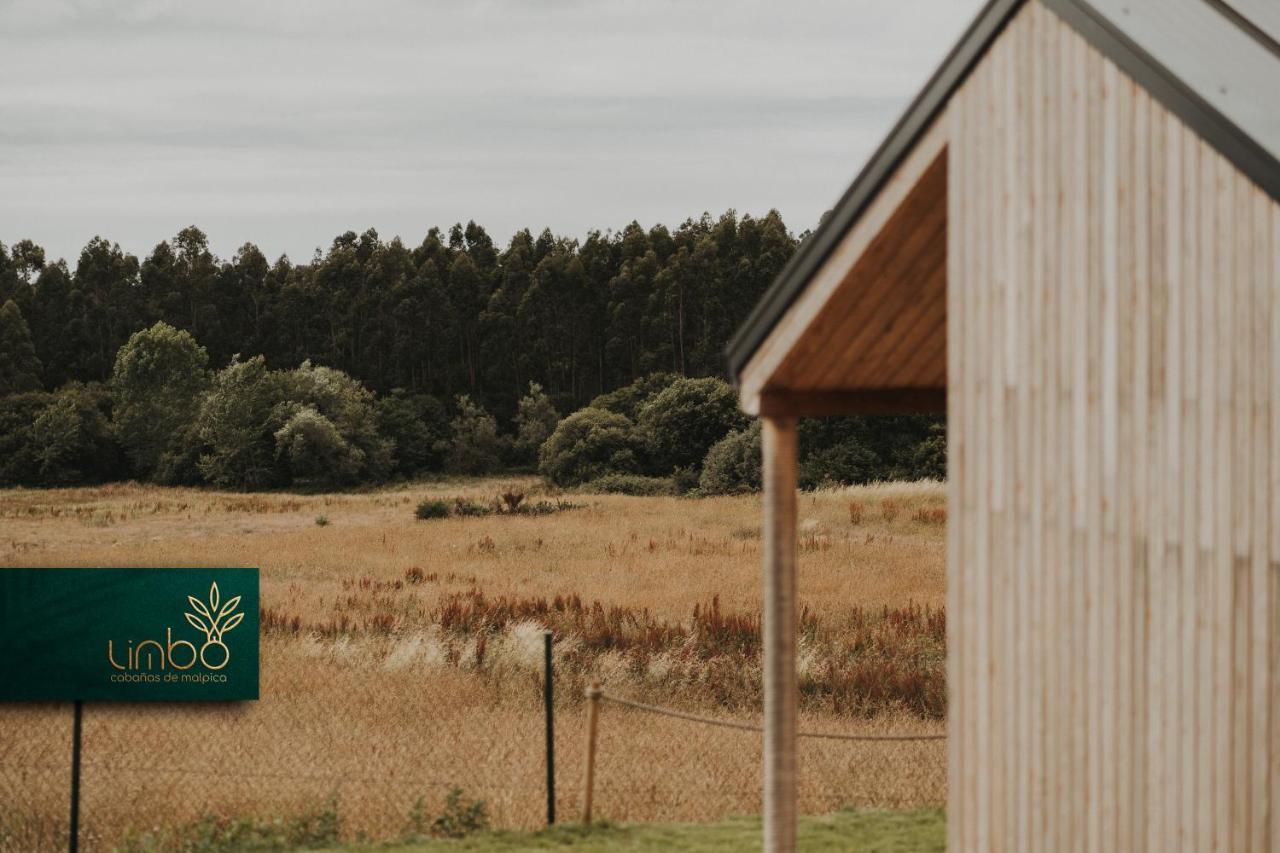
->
<box><xmin>728</xmin><ymin>119</ymin><xmax>948</xmax><ymax>850</ymax></box>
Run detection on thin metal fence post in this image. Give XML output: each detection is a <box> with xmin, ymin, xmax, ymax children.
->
<box><xmin>69</xmin><ymin>700</ymin><xmax>82</xmax><ymax>853</ymax></box>
<box><xmin>581</xmin><ymin>681</ymin><xmax>602</xmax><ymax>824</ymax></box>
<box><xmin>543</xmin><ymin>630</ymin><xmax>555</xmax><ymax>825</ymax></box>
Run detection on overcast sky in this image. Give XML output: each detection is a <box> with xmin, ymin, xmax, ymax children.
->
<box><xmin>0</xmin><ymin>0</ymin><xmax>981</xmax><ymax>264</ymax></box>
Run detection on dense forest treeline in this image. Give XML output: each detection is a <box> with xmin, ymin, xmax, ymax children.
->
<box><xmin>0</xmin><ymin>213</ymin><xmax>945</xmax><ymax>492</ymax></box>
<box><xmin>0</xmin><ymin>212</ymin><xmax>796</xmax><ymax>419</ymax></box>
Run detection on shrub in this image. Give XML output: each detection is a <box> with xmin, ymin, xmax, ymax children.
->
<box><xmin>431</xmin><ymin>787</ymin><xmax>489</xmax><ymax>838</ymax></box>
<box><xmin>698</xmin><ymin>421</ymin><xmax>762</xmax><ymax>495</ymax></box>
<box><xmin>415</xmin><ymin>499</ymin><xmax>450</xmax><ymax>520</ymax></box>
<box><xmin>274</xmin><ymin>406</ymin><xmax>365</xmax><ymax>487</ymax></box>
<box><xmin>495</xmin><ymin>488</ymin><xmax>525</xmax><ymax>513</ymax></box>
<box><xmin>115</xmin><ymin>795</ymin><xmax>343</xmax><ymax>852</ymax></box>
<box><xmin>578</xmin><ymin>473</ymin><xmax>674</xmax><ymax>496</ymax></box>
<box><xmin>587</xmin><ymin>371</ymin><xmax>679</xmax><ymax>420</ymax></box>
<box><xmin>538</xmin><ymin>407</ymin><xmax>643</xmax><ymax>486</ymax></box>
<box><xmin>799</xmin><ymin>414</ymin><xmax>946</xmax><ymax>486</ymax></box>
<box><xmin>278</xmin><ymin>361</ymin><xmax>392</xmax><ymax>483</ymax></box>
<box><xmin>403</xmin><ymin>787</ymin><xmax>489</xmax><ymax>841</ymax></box>
<box><xmin>314</xmin><ymin>515</ymin><xmax>329</xmax><ymax>527</ymax></box>
<box><xmin>671</xmin><ymin>465</ymin><xmax>701</xmax><ymax>495</ymax></box>
<box><xmin>636</xmin><ymin>376</ymin><xmax>748</xmax><ymax>473</ymax></box>
<box><xmin>520</xmin><ymin>498</ymin><xmax>583</xmax><ymax>515</ymax></box>
<box><xmin>447</xmin><ymin>395</ymin><xmax>502</xmax><ymax>475</ymax></box>
<box><xmin>452</xmin><ymin>497</ymin><xmax>490</xmax><ymax>517</ymax></box>
<box><xmin>913</xmin><ymin>505</ymin><xmax>946</xmax><ymax>525</ymax></box>
<box><xmin>197</xmin><ymin>357</ymin><xmax>393</xmax><ymax>490</ymax></box>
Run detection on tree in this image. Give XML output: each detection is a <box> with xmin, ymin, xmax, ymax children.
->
<box><xmin>447</xmin><ymin>395</ymin><xmax>502</xmax><ymax>475</ymax></box>
<box><xmin>27</xmin><ymin>262</ymin><xmax>77</xmax><ymax>388</ymax></box>
<box><xmin>28</xmin><ymin>385</ymin><xmax>121</xmax><ymax>485</ymax></box>
<box><xmin>513</xmin><ymin>382</ymin><xmax>559</xmax><ymax>466</ymax></box>
<box><xmin>0</xmin><ymin>211</ymin><xmax>800</xmax><ymax>423</ymax></box>
<box><xmin>277</xmin><ymin>360</ymin><xmax>392</xmax><ymax>483</ymax></box>
<box><xmin>196</xmin><ymin>356</ymin><xmax>284</xmax><ymax>489</ymax></box>
<box><xmin>699</xmin><ymin>421</ymin><xmax>762</xmax><ymax>494</ymax></box>
<box><xmin>71</xmin><ymin>237</ymin><xmax>141</xmax><ymax>381</ymax></box>
<box><xmin>0</xmin><ymin>300</ymin><xmax>42</xmax><ymax>394</ymax></box>
<box><xmin>110</xmin><ymin>322</ymin><xmax>209</xmax><ymax>479</ymax></box>
<box><xmin>377</xmin><ymin>390</ymin><xmax>449</xmax><ymax>475</ymax></box>
<box><xmin>907</xmin><ymin>422</ymin><xmax>947</xmax><ymax>480</ymax></box>
<box><xmin>635</xmin><ymin>376</ymin><xmax>748</xmax><ymax>474</ymax></box>
<box><xmin>10</xmin><ymin>239</ymin><xmax>45</xmax><ymax>287</ymax></box>
<box><xmin>538</xmin><ymin>407</ymin><xmax>643</xmax><ymax>486</ymax></box>
<box><xmin>0</xmin><ymin>391</ymin><xmax>53</xmax><ymax>485</ymax></box>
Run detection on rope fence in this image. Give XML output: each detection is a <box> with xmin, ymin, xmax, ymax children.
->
<box><xmin>576</xmin><ymin>686</ymin><xmax>947</xmax><ymax>824</ymax></box>
<box><xmin>599</xmin><ymin>690</ymin><xmax>947</xmax><ymax>741</ymax></box>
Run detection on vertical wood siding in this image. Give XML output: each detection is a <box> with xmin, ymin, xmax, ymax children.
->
<box><xmin>947</xmin><ymin>4</ymin><xmax>1280</xmax><ymax>850</ymax></box>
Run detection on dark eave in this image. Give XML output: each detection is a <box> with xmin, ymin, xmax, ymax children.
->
<box><xmin>727</xmin><ymin>0</ymin><xmax>1280</xmax><ymax>385</ymax></box>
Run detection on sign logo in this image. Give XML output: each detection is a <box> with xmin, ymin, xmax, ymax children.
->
<box><xmin>0</xmin><ymin>568</ymin><xmax>259</xmax><ymax>701</ymax></box>
<box><xmin>106</xmin><ymin>582</ymin><xmax>245</xmax><ymax>678</ymax></box>
<box><xmin>185</xmin><ymin>581</ymin><xmax>244</xmax><ymax>668</ymax></box>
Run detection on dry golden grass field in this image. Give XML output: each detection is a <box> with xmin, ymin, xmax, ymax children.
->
<box><xmin>0</xmin><ymin>479</ymin><xmax>946</xmax><ymax>852</ymax></box>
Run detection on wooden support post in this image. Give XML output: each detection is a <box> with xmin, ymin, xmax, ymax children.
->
<box><xmin>761</xmin><ymin>416</ymin><xmax>798</xmax><ymax>853</ymax></box>
<box><xmin>581</xmin><ymin>680</ymin><xmax>602</xmax><ymax>825</ymax></box>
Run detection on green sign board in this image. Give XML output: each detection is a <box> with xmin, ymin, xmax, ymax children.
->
<box><xmin>0</xmin><ymin>568</ymin><xmax>259</xmax><ymax>701</ymax></box>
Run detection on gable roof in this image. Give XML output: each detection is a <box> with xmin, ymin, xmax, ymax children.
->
<box><xmin>727</xmin><ymin>0</ymin><xmax>1280</xmax><ymax>384</ymax></box>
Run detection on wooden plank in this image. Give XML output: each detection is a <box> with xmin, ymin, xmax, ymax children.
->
<box><xmin>1268</xmin><ymin>198</ymin><xmax>1280</xmax><ymax>853</ymax></box>
<box><xmin>1142</xmin><ymin>82</ymin><xmax>1166</xmax><ymax>853</ymax></box>
<box><xmin>802</xmin><ymin>165</ymin><xmax>948</xmax><ymax>388</ymax></box>
<box><xmin>1008</xmin><ymin>11</ymin><xmax>1032</xmax><ymax>851</ymax></box>
<box><xmin>987</xmin><ymin>29</ymin><xmax>1009</xmax><ymax>851</ymax></box>
<box><xmin>1027</xmin><ymin>8</ymin><xmax>1049</xmax><ymax>847</ymax></box>
<box><xmin>1250</xmin><ymin>180</ymin><xmax>1273</xmax><ymax>853</ymax></box>
<box><xmin>945</xmin><ymin>83</ymin><xmax>964</xmax><ymax>853</ymax></box>
<box><xmin>1136</xmin><ymin>79</ymin><xmax>1157</xmax><ymax>850</ymax></box>
<box><xmin>1224</xmin><ymin>152</ymin><xmax>1250</xmax><ymax>853</ymax></box>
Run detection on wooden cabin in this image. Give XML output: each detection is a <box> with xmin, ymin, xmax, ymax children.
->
<box><xmin>728</xmin><ymin>0</ymin><xmax>1280</xmax><ymax>850</ymax></box>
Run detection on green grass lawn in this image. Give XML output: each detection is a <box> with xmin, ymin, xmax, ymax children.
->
<box><xmin>332</xmin><ymin>809</ymin><xmax>945</xmax><ymax>852</ymax></box>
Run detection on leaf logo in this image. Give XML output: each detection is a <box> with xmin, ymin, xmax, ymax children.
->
<box><xmin>183</xmin><ymin>582</ymin><xmax>241</xmax><ymax>669</ymax></box>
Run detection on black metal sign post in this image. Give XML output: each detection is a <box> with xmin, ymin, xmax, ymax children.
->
<box><xmin>69</xmin><ymin>700</ymin><xmax>82</xmax><ymax>853</ymax></box>
<box><xmin>543</xmin><ymin>630</ymin><xmax>555</xmax><ymax>825</ymax></box>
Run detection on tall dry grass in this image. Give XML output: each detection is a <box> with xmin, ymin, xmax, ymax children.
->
<box><xmin>0</xmin><ymin>478</ymin><xmax>946</xmax><ymax>851</ymax></box>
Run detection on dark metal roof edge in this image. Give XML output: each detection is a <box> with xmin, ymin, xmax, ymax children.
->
<box><xmin>725</xmin><ymin>0</ymin><xmax>1026</xmax><ymax>383</ymax></box>
<box><xmin>1043</xmin><ymin>0</ymin><xmax>1280</xmax><ymax>203</ymax></box>
<box><xmin>727</xmin><ymin>0</ymin><xmax>1280</xmax><ymax>386</ymax></box>
<box><xmin>1201</xmin><ymin>0</ymin><xmax>1280</xmax><ymax>62</ymax></box>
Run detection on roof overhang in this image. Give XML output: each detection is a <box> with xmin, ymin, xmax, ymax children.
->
<box><xmin>728</xmin><ymin>0</ymin><xmax>1280</xmax><ymax>417</ymax></box>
